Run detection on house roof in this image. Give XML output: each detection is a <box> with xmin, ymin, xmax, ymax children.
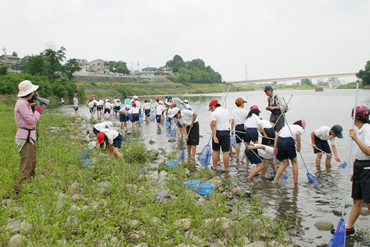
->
<box><xmin>0</xmin><ymin>55</ymin><xmax>20</xmax><ymax>59</ymax></box>
<box><xmin>142</xmin><ymin>67</ymin><xmax>158</xmax><ymax>70</ymax></box>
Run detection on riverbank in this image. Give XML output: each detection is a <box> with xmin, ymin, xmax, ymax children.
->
<box><xmin>1</xmin><ymin>104</ymin><xmax>291</xmax><ymax>246</ymax></box>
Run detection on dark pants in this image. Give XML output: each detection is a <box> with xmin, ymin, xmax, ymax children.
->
<box><xmin>17</xmin><ymin>142</ymin><xmax>37</xmax><ymax>192</ymax></box>
<box><xmin>270</xmin><ymin>114</ymin><xmax>285</xmax><ymax>132</ymax></box>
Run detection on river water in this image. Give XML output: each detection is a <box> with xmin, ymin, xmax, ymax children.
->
<box><xmin>56</xmin><ymin>89</ymin><xmax>370</xmax><ymax>246</ymax></box>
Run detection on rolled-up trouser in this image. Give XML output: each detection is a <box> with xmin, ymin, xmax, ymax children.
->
<box><xmin>17</xmin><ymin>142</ymin><xmax>37</xmax><ymax>192</ymax></box>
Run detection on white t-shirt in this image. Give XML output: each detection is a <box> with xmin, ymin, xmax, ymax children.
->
<box><xmin>279</xmin><ymin>125</ymin><xmax>304</xmax><ymax>140</ymax></box>
<box><xmin>231</xmin><ymin>108</ymin><xmax>248</xmax><ymax>126</ymax></box>
<box><xmin>105</xmin><ymin>102</ymin><xmax>111</xmax><ymax>108</ymax></box>
<box><xmin>94</xmin><ymin>121</ymin><xmax>113</xmax><ymax>131</ymax></box>
<box><xmin>211</xmin><ymin>107</ymin><xmax>230</xmax><ymax>131</ymax></box>
<box><xmin>98</xmin><ymin>100</ymin><xmax>104</xmax><ymax>106</ymax></box>
<box><xmin>156</xmin><ymin>105</ymin><xmax>164</xmax><ymax>115</ymax></box>
<box><xmin>101</xmin><ymin>129</ymin><xmax>119</xmax><ymax>144</ymax></box>
<box><xmin>131</xmin><ymin>106</ymin><xmax>140</xmax><ymax>114</ymax></box>
<box><xmin>254</xmin><ymin>144</ymin><xmax>275</xmax><ymax>160</ymax></box>
<box><xmin>244</xmin><ymin>114</ymin><xmax>261</xmax><ymax>128</ymax></box>
<box><xmin>179</xmin><ymin>109</ymin><xmax>198</xmax><ymax>126</ymax></box>
<box><xmin>143</xmin><ymin>103</ymin><xmax>151</xmax><ymax>110</ymax></box>
<box><xmin>184</xmin><ymin>103</ymin><xmax>191</xmax><ymax>110</ymax></box>
<box><xmin>88</xmin><ymin>101</ymin><xmax>95</xmax><ymax>108</ymax></box>
<box><xmin>314</xmin><ymin>126</ymin><xmax>336</xmax><ymax>145</ymax></box>
<box><xmin>114</xmin><ymin>100</ymin><xmax>121</xmax><ymax>107</ymax></box>
<box><xmin>135</xmin><ymin>101</ymin><xmax>141</xmax><ymax>109</ymax></box>
<box><xmin>92</xmin><ymin>99</ymin><xmax>98</xmax><ymax>106</ymax></box>
<box><xmin>73</xmin><ymin>97</ymin><xmax>78</xmax><ymax>107</ymax></box>
<box><xmin>119</xmin><ymin>107</ymin><xmax>127</xmax><ymax>114</ymax></box>
<box><xmin>154</xmin><ymin>102</ymin><xmax>159</xmax><ymax>109</ymax></box>
<box><xmin>260</xmin><ymin>120</ymin><xmax>273</xmax><ymax>129</ymax></box>
<box><xmin>355</xmin><ymin>123</ymin><xmax>370</xmax><ymax>160</ymax></box>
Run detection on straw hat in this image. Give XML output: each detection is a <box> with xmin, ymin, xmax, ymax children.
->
<box><xmin>17</xmin><ymin>80</ymin><xmax>39</xmax><ymax>97</ymax></box>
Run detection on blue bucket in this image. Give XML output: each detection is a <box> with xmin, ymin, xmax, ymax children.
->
<box><xmin>198</xmin><ymin>183</ymin><xmax>214</xmax><ymax>197</ymax></box>
<box><xmin>138</xmin><ymin>118</ymin><xmax>143</xmax><ymax>124</ymax></box>
<box><xmin>165</xmin><ymin>121</ymin><xmax>171</xmax><ymax>127</ymax></box>
<box><xmin>140</xmin><ymin>113</ymin><xmax>144</xmax><ymax>118</ymax></box>
<box><xmin>184</xmin><ymin>180</ymin><xmax>200</xmax><ymax>191</ymax></box>
<box><xmin>166</xmin><ymin>160</ymin><xmax>179</xmax><ymax>170</ymax></box>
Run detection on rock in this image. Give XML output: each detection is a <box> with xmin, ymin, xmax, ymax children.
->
<box><xmin>245</xmin><ymin>241</ymin><xmax>265</xmax><ymax>247</ymax></box>
<box><xmin>20</xmin><ymin>221</ymin><xmax>33</xmax><ymax>234</ymax></box>
<box><xmin>153</xmin><ymin>189</ymin><xmax>171</xmax><ymax>202</ymax></box>
<box><xmin>156</xmin><ymin>177</ymin><xmax>167</xmax><ymax>186</ymax></box>
<box><xmin>2</xmin><ymin>199</ymin><xmax>11</xmax><ymax>206</ymax></box>
<box><xmin>208</xmin><ymin>177</ymin><xmax>223</xmax><ymax>189</ymax></box>
<box><xmin>210</xmin><ymin>243</ymin><xmax>222</xmax><ymax>247</ymax></box>
<box><xmin>231</xmin><ymin>187</ymin><xmax>245</xmax><ymax>195</ymax></box>
<box><xmin>126</xmin><ymin>184</ymin><xmax>138</xmax><ymax>192</ymax></box>
<box><xmin>332</xmin><ymin>209</ymin><xmax>346</xmax><ymax>216</ymax></box>
<box><xmin>215</xmin><ymin>217</ymin><xmax>230</xmax><ymax>229</ymax></box>
<box><xmin>134</xmin><ymin>243</ymin><xmax>148</xmax><ymax>247</ymax></box>
<box><xmin>218</xmin><ymin>186</ymin><xmax>225</xmax><ymax>192</ymax></box>
<box><xmin>239</xmin><ymin>236</ymin><xmax>250</xmax><ymax>246</ymax></box>
<box><xmin>254</xmin><ymin>194</ymin><xmax>264</xmax><ymax>199</ymax></box>
<box><xmin>175</xmin><ymin>218</ymin><xmax>191</xmax><ymax>230</ymax></box>
<box><xmin>224</xmin><ymin>228</ymin><xmax>235</xmax><ymax>239</ymax></box>
<box><xmin>151</xmin><ymin>217</ymin><xmax>161</xmax><ymax>225</ymax></box>
<box><xmin>361</xmin><ymin>208</ymin><xmax>370</xmax><ymax>216</ymax></box>
<box><xmin>314</xmin><ymin>220</ymin><xmax>334</xmax><ymax>231</ymax></box>
<box><xmin>168</xmin><ymin>138</ymin><xmax>176</xmax><ymax>142</ymax></box>
<box><xmin>130</xmin><ymin>220</ymin><xmax>140</xmax><ymax>227</ymax></box>
<box><xmin>292</xmin><ymin>244</ymin><xmax>300</xmax><ymax>247</ymax></box>
<box><xmin>56</xmin><ymin>240</ymin><xmax>68</xmax><ymax>245</ymax></box>
<box><xmin>8</xmin><ymin>234</ymin><xmax>26</xmax><ymax>246</ymax></box>
<box><xmin>70</xmin><ymin>204</ymin><xmax>81</xmax><ymax>211</ymax></box>
<box><xmin>159</xmin><ymin>171</ymin><xmax>168</xmax><ymax>178</ymax></box>
<box><xmin>149</xmin><ymin>139</ymin><xmax>156</xmax><ymax>144</ymax></box>
<box><xmin>72</xmin><ymin>194</ymin><xmax>81</xmax><ymax>202</ymax></box>
<box><xmin>65</xmin><ymin>216</ymin><xmax>78</xmax><ymax>226</ymax></box>
<box><xmin>68</xmin><ymin>182</ymin><xmax>83</xmax><ymax>194</ymax></box>
<box><xmin>6</xmin><ymin>220</ymin><xmax>21</xmax><ymax>231</ymax></box>
<box><xmin>316</xmin><ymin>243</ymin><xmax>327</xmax><ymax>247</ymax></box>
<box><xmin>56</xmin><ymin>192</ymin><xmax>65</xmax><ymax>201</ymax></box>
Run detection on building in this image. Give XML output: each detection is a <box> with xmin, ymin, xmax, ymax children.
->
<box><xmin>138</xmin><ymin>71</ymin><xmax>155</xmax><ymax>81</ymax></box>
<box><xmin>89</xmin><ymin>59</ymin><xmax>105</xmax><ymax>74</ymax></box>
<box><xmin>142</xmin><ymin>67</ymin><xmax>158</xmax><ymax>73</ymax></box>
<box><xmin>160</xmin><ymin>66</ymin><xmax>173</xmax><ymax>75</ymax></box>
<box><xmin>75</xmin><ymin>59</ymin><xmax>89</xmax><ymax>66</ymax></box>
<box><xmin>0</xmin><ymin>55</ymin><xmax>21</xmax><ymax>66</ymax></box>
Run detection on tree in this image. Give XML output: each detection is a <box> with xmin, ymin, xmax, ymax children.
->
<box><xmin>63</xmin><ymin>58</ymin><xmax>81</xmax><ymax>80</ymax></box>
<box><xmin>301</xmin><ymin>79</ymin><xmax>313</xmax><ymax>86</ymax></box>
<box><xmin>165</xmin><ymin>55</ymin><xmax>186</xmax><ymax>73</ymax></box>
<box><xmin>356</xmin><ymin>60</ymin><xmax>370</xmax><ymax>86</ymax></box>
<box><xmin>22</xmin><ymin>54</ymin><xmax>50</xmax><ymax>77</ymax></box>
<box><xmin>105</xmin><ymin>60</ymin><xmax>130</xmax><ymax>74</ymax></box>
<box><xmin>12</xmin><ymin>51</ymin><xmax>18</xmax><ymax>57</ymax></box>
<box><xmin>43</xmin><ymin>46</ymin><xmax>66</xmax><ymax>79</ymax></box>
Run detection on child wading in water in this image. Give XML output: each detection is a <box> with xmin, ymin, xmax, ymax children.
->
<box><xmin>273</xmin><ymin>119</ymin><xmax>306</xmax><ymax>183</ymax></box>
<box><xmin>245</xmin><ymin>144</ymin><xmax>278</xmax><ymax>179</ymax></box>
<box><xmin>332</xmin><ymin>106</ymin><xmax>370</xmax><ymax>235</ymax></box>
<box><xmin>230</xmin><ymin>98</ymin><xmax>248</xmax><ymax>161</ymax></box>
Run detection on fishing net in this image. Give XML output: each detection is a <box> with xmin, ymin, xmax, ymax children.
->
<box><xmin>339</xmin><ymin>161</ymin><xmax>347</xmax><ymax>168</ymax></box>
<box><xmin>127</xmin><ymin>113</ymin><xmax>133</xmax><ymax>121</ymax></box>
<box><xmin>78</xmin><ymin>150</ymin><xmax>92</xmax><ymax>169</ymax></box>
<box><xmin>327</xmin><ymin>218</ymin><xmax>346</xmax><ymax>247</ymax></box>
<box><xmin>269</xmin><ymin>172</ymin><xmax>288</xmax><ymax>179</ymax></box>
<box><xmin>166</xmin><ymin>129</ymin><xmax>177</xmax><ymax>138</ymax></box>
<box><xmin>307</xmin><ymin>173</ymin><xmax>322</xmax><ymax>184</ymax></box>
<box><xmin>230</xmin><ymin>135</ymin><xmax>236</xmax><ymax>149</ymax></box>
<box><xmin>173</xmin><ymin>97</ymin><xmax>185</xmax><ymax>110</ymax></box>
<box><xmin>198</xmin><ymin>144</ymin><xmax>212</xmax><ymax>167</ymax></box>
<box><xmin>179</xmin><ymin>148</ymin><xmax>185</xmax><ymax>162</ymax></box>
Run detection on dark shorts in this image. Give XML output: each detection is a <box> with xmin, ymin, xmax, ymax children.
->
<box><xmin>113</xmin><ymin>133</ymin><xmax>122</xmax><ymax>148</ymax></box>
<box><xmin>104</xmin><ymin>108</ymin><xmax>110</xmax><ymax>114</ymax></box>
<box><xmin>313</xmin><ymin>135</ymin><xmax>331</xmax><ymax>154</ymax></box>
<box><xmin>235</xmin><ymin>124</ymin><xmax>245</xmax><ymax>143</ymax></box>
<box><xmin>277</xmin><ymin>137</ymin><xmax>296</xmax><ymax>160</ymax></box>
<box><xmin>97</xmin><ymin>106</ymin><xmax>103</xmax><ymax>111</ymax></box>
<box><xmin>132</xmin><ymin>113</ymin><xmax>139</xmax><ymax>122</ymax></box>
<box><xmin>145</xmin><ymin>109</ymin><xmax>150</xmax><ymax>116</ymax></box>
<box><xmin>177</xmin><ymin>120</ymin><xmax>182</xmax><ymax>128</ymax></box>
<box><xmin>352</xmin><ymin>160</ymin><xmax>370</xmax><ymax>203</ymax></box>
<box><xmin>262</xmin><ymin>127</ymin><xmax>275</xmax><ymax>146</ymax></box>
<box><xmin>114</xmin><ymin>106</ymin><xmax>120</xmax><ymax>112</ymax></box>
<box><xmin>245</xmin><ymin>147</ymin><xmax>262</xmax><ymax>164</ymax></box>
<box><xmin>74</xmin><ymin>107</ymin><xmax>78</xmax><ymax>111</ymax></box>
<box><xmin>120</xmin><ymin>113</ymin><xmax>127</xmax><ymax>122</ymax></box>
<box><xmin>89</xmin><ymin>107</ymin><xmax>94</xmax><ymax>113</ymax></box>
<box><xmin>186</xmin><ymin>122</ymin><xmax>199</xmax><ymax>146</ymax></box>
<box><xmin>156</xmin><ymin>114</ymin><xmax>161</xmax><ymax>123</ymax></box>
<box><xmin>61</xmin><ymin>102</ymin><xmax>64</xmax><ymax>105</ymax></box>
<box><xmin>93</xmin><ymin>127</ymin><xmax>100</xmax><ymax>135</ymax></box>
<box><xmin>244</xmin><ymin>128</ymin><xmax>258</xmax><ymax>143</ymax></box>
<box><xmin>212</xmin><ymin>130</ymin><xmax>230</xmax><ymax>152</ymax></box>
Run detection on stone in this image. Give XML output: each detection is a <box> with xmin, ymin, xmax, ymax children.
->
<box><xmin>316</xmin><ymin>243</ymin><xmax>327</xmax><ymax>247</ymax></box>
<box><xmin>159</xmin><ymin>170</ymin><xmax>168</xmax><ymax>178</ymax></box>
<box><xmin>134</xmin><ymin>243</ymin><xmax>148</xmax><ymax>247</ymax></box>
<box><xmin>6</xmin><ymin>220</ymin><xmax>21</xmax><ymax>231</ymax></box>
<box><xmin>210</xmin><ymin>243</ymin><xmax>222</xmax><ymax>247</ymax></box>
<box><xmin>332</xmin><ymin>209</ymin><xmax>346</xmax><ymax>216</ymax></box>
<box><xmin>361</xmin><ymin>208</ymin><xmax>370</xmax><ymax>216</ymax></box>
<box><xmin>175</xmin><ymin>218</ymin><xmax>191</xmax><ymax>230</ymax></box>
<box><xmin>8</xmin><ymin>234</ymin><xmax>26</xmax><ymax>246</ymax></box>
<box><xmin>126</xmin><ymin>184</ymin><xmax>138</xmax><ymax>192</ymax></box>
<box><xmin>70</xmin><ymin>204</ymin><xmax>81</xmax><ymax>211</ymax></box>
<box><xmin>2</xmin><ymin>199</ymin><xmax>11</xmax><ymax>206</ymax></box>
<box><xmin>130</xmin><ymin>220</ymin><xmax>140</xmax><ymax>227</ymax></box>
<box><xmin>19</xmin><ymin>221</ymin><xmax>33</xmax><ymax>234</ymax></box>
<box><xmin>149</xmin><ymin>139</ymin><xmax>156</xmax><ymax>144</ymax></box>
<box><xmin>151</xmin><ymin>217</ymin><xmax>161</xmax><ymax>225</ymax></box>
<box><xmin>72</xmin><ymin>194</ymin><xmax>81</xmax><ymax>202</ymax></box>
<box><xmin>156</xmin><ymin>177</ymin><xmax>167</xmax><ymax>186</ymax></box>
<box><xmin>208</xmin><ymin>177</ymin><xmax>223</xmax><ymax>189</ymax></box>
<box><xmin>218</xmin><ymin>186</ymin><xmax>225</xmax><ymax>192</ymax></box>
<box><xmin>56</xmin><ymin>240</ymin><xmax>68</xmax><ymax>245</ymax></box>
<box><xmin>245</xmin><ymin>241</ymin><xmax>265</xmax><ymax>247</ymax></box>
<box><xmin>68</xmin><ymin>182</ymin><xmax>83</xmax><ymax>194</ymax></box>
<box><xmin>215</xmin><ymin>217</ymin><xmax>230</xmax><ymax>229</ymax></box>
<box><xmin>314</xmin><ymin>220</ymin><xmax>334</xmax><ymax>231</ymax></box>
<box><xmin>153</xmin><ymin>189</ymin><xmax>171</xmax><ymax>202</ymax></box>
<box><xmin>65</xmin><ymin>216</ymin><xmax>78</xmax><ymax>226</ymax></box>
<box><xmin>168</xmin><ymin>138</ymin><xmax>176</xmax><ymax>142</ymax></box>
<box><xmin>292</xmin><ymin>244</ymin><xmax>300</xmax><ymax>247</ymax></box>
<box><xmin>239</xmin><ymin>236</ymin><xmax>250</xmax><ymax>246</ymax></box>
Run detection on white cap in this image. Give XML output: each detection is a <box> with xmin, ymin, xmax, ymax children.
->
<box><xmin>133</xmin><ymin>95</ymin><xmax>138</xmax><ymax>100</ymax></box>
<box><xmin>125</xmin><ymin>105</ymin><xmax>131</xmax><ymax>109</ymax></box>
<box><xmin>184</xmin><ymin>99</ymin><xmax>188</xmax><ymax>103</ymax></box>
<box><xmin>17</xmin><ymin>80</ymin><xmax>39</xmax><ymax>97</ymax></box>
<box><xmin>159</xmin><ymin>100</ymin><xmax>164</xmax><ymax>104</ymax></box>
<box><xmin>169</xmin><ymin>107</ymin><xmax>180</xmax><ymax>118</ymax></box>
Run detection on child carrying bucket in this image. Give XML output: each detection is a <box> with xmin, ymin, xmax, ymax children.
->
<box><xmin>273</xmin><ymin>119</ymin><xmax>306</xmax><ymax>184</ymax></box>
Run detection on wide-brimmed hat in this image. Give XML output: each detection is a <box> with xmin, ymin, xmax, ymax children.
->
<box><xmin>17</xmin><ymin>80</ymin><xmax>39</xmax><ymax>97</ymax></box>
<box><xmin>169</xmin><ymin>107</ymin><xmax>180</xmax><ymax>118</ymax></box>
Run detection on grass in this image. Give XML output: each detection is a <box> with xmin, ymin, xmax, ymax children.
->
<box><xmin>0</xmin><ymin>103</ymin><xmax>291</xmax><ymax>246</ymax></box>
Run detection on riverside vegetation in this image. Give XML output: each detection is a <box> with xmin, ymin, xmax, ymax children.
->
<box><xmin>0</xmin><ymin>103</ymin><xmax>293</xmax><ymax>246</ymax></box>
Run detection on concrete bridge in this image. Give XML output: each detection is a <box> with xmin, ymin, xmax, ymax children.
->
<box><xmin>228</xmin><ymin>72</ymin><xmax>357</xmax><ymax>85</ymax></box>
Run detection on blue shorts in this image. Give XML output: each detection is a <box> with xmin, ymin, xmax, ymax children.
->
<box><xmin>262</xmin><ymin>127</ymin><xmax>275</xmax><ymax>146</ymax></box>
<box><xmin>235</xmin><ymin>124</ymin><xmax>245</xmax><ymax>143</ymax></box>
<box><xmin>132</xmin><ymin>113</ymin><xmax>139</xmax><ymax>122</ymax></box>
<box><xmin>352</xmin><ymin>160</ymin><xmax>370</xmax><ymax>202</ymax></box>
<box><xmin>104</xmin><ymin>108</ymin><xmax>110</xmax><ymax>114</ymax></box>
<box><xmin>313</xmin><ymin>135</ymin><xmax>331</xmax><ymax>154</ymax></box>
<box><xmin>120</xmin><ymin>114</ymin><xmax>127</xmax><ymax>122</ymax></box>
<box><xmin>113</xmin><ymin>133</ymin><xmax>122</xmax><ymax>148</ymax></box>
<box><xmin>244</xmin><ymin>128</ymin><xmax>258</xmax><ymax>143</ymax></box>
<box><xmin>212</xmin><ymin>130</ymin><xmax>230</xmax><ymax>152</ymax></box>
<box><xmin>245</xmin><ymin>148</ymin><xmax>262</xmax><ymax>164</ymax></box>
<box><xmin>156</xmin><ymin>114</ymin><xmax>161</xmax><ymax>123</ymax></box>
<box><xmin>277</xmin><ymin>137</ymin><xmax>296</xmax><ymax>160</ymax></box>
<box><xmin>145</xmin><ymin>109</ymin><xmax>150</xmax><ymax>116</ymax></box>
<box><xmin>177</xmin><ymin>120</ymin><xmax>182</xmax><ymax>128</ymax></box>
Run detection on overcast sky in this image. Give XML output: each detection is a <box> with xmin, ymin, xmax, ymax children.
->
<box><xmin>1</xmin><ymin>0</ymin><xmax>370</xmax><ymax>82</ymax></box>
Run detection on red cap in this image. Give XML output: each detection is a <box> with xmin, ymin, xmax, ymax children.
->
<box><xmin>145</xmin><ymin>99</ymin><xmax>148</xmax><ymax>102</ymax></box>
<box><xmin>114</xmin><ymin>96</ymin><xmax>117</xmax><ymax>98</ymax></box>
<box><xmin>250</xmin><ymin>105</ymin><xmax>259</xmax><ymax>110</ymax></box>
<box><xmin>159</xmin><ymin>98</ymin><xmax>163</xmax><ymax>101</ymax></box>
<box><xmin>99</xmin><ymin>98</ymin><xmax>102</xmax><ymax>100</ymax></box>
<box><xmin>209</xmin><ymin>99</ymin><xmax>218</xmax><ymax>109</ymax></box>
<box><xmin>89</xmin><ymin>98</ymin><xmax>92</xmax><ymax>101</ymax></box>
<box><xmin>97</xmin><ymin>132</ymin><xmax>105</xmax><ymax>144</ymax></box>
<box><xmin>156</xmin><ymin>97</ymin><xmax>159</xmax><ymax>100</ymax></box>
<box><xmin>132</xmin><ymin>102</ymin><xmax>136</xmax><ymax>106</ymax></box>
<box><xmin>171</xmin><ymin>103</ymin><xmax>177</xmax><ymax>107</ymax></box>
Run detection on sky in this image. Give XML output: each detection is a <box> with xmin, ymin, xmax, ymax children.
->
<box><xmin>1</xmin><ymin>0</ymin><xmax>370</xmax><ymax>82</ymax></box>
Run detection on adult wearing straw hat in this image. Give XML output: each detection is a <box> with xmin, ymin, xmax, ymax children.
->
<box><xmin>209</xmin><ymin>99</ymin><xmax>231</xmax><ymax>172</ymax></box>
<box><xmin>14</xmin><ymin>80</ymin><xmax>43</xmax><ymax>193</ymax></box>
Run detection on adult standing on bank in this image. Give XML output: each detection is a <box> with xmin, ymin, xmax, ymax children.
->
<box><xmin>264</xmin><ymin>85</ymin><xmax>286</xmax><ymax>132</ymax></box>
<box><xmin>73</xmin><ymin>93</ymin><xmax>79</xmax><ymax>117</ymax></box>
<box><xmin>14</xmin><ymin>80</ymin><xmax>43</xmax><ymax>193</ymax></box>
<box><xmin>209</xmin><ymin>99</ymin><xmax>231</xmax><ymax>172</ymax></box>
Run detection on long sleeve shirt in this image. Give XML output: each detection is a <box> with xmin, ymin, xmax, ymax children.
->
<box><xmin>14</xmin><ymin>98</ymin><xmax>40</xmax><ymax>141</ymax></box>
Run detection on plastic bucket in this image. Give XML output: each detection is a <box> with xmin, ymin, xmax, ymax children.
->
<box><xmin>198</xmin><ymin>183</ymin><xmax>214</xmax><ymax>197</ymax></box>
<box><xmin>138</xmin><ymin>118</ymin><xmax>143</xmax><ymax>124</ymax></box>
<box><xmin>166</xmin><ymin>160</ymin><xmax>179</xmax><ymax>170</ymax></box>
<box><xmin>165</xmin><ymin>122</ymin><xmax>171</xmax><ymax>127</ymax></box>
<box><xmin>184</xmin><ymin>180</ymin><xmax>200</xmax><ymax>191</ymax></box>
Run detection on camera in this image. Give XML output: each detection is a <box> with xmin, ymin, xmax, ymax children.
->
<box><xmin>31</xmin><ymin>94</ymin><xmax>50</xmax><ymax>107</ymax></box>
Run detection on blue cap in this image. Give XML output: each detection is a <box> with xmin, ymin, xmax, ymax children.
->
<box><xmin>264</xmin><ymin>85</ymin><xmax>273</xmax><ymax>91</ymax></box>
<box><xmin>332</xmin><ymin>125</ymin><xmax>343</xmax><ymax>138</ymax></box>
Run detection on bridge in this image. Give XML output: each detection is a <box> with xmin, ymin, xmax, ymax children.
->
<box><xmin>228</xmin><ymin>72</ymin><xmax>357</xmax><ymax>85</ymax></box>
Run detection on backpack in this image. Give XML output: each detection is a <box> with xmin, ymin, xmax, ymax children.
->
<box><xmin>274</xmin><ymin>94</ymin><xmax>289</xmax><ymax>113</ymax></box>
